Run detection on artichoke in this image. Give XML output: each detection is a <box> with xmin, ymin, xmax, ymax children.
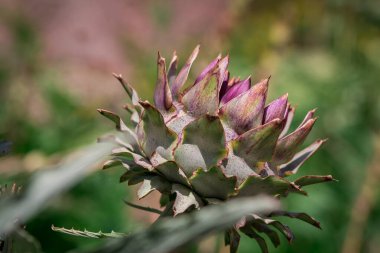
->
<box><xmin>98</xmin><ymin>46</ymin><xmax>335</xmax><ymax>253</ymax></box>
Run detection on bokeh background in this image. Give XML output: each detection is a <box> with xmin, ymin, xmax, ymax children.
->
<box><xmin>1</xmin><ymin>0</ymin><xmax>380</xmax><ymax>252</ymax></box>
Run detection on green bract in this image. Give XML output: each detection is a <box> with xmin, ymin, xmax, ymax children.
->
<box><xmin>99</xmin><ymin>46</ymin><xmax>335</xmax><ymax>253</ymax></box>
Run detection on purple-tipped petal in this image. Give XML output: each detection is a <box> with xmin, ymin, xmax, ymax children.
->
<box><xmin>167</xmin><ymin>51</ymin><xmax>178</xmax><ymax>87</ymax></box>
<box><xmin>219</xmin><ymin>70</ymin><xmax>230</xmax><ymax>101</ymax></box>
<box><xmin>154</xmin><ymin>53</ymin><xmax>173</xmax><ymax>111</ymax></box>
<box><xmin>217</xmin><ymin>55</ymin><xmax>229</xmax><ymax>90</ymax></box>
<box><xmin>263</xmin><ymin>94</ymin><xmax>288</xmax><ymax>123</ymax></box>
<box><xmin>171</xmin><ymin>45</ymin><xmax>200</xmax><ymax>99</ymax></box>
<box><xmin>194</xmin><ymin>54</ymin><xmax>221</xmax><ymax>84</ymax></box>
<box><xmin>220</xmin><ymin>78</ymin><xmax>269</xmax><ymax>134</ymax></box>
<box><xmin>220</xmin><ymin>77</ymin><xmax>251</xmax><ymax>105</ymax></box>
<box><xmin>279</xmin><ymin>105</ymin><xmax>295</xmax><ymax>138</ymax></box>
<box><xmin>220</xmin><ymin>73</ymin><xmax>245</xmax><ymax>104</ymax></box>
<box><xmin>273</xmin><ymin>118</ymin><xmax>317</xmax><ymax>164</ymax></box>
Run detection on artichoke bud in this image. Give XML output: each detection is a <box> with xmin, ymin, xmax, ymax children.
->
<box><xmin>99</xmin><ymin>46</ymin><xmax>335</xmax><ymax>253</ymax></box>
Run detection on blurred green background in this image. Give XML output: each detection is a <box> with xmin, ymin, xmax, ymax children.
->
<box><xmin>0</xmin><ymin>0</ymin><xmax>379</xmax><ymax>252</ymax></box>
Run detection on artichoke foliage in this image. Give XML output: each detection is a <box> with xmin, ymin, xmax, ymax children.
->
<box><xmin>99</xmin><ymin>46</ymin><xmax>335</xmax><ymax>253</ymax></box>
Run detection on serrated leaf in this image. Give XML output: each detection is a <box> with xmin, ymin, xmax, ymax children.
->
<box><xmin>0</xmin><ymin>143</ymin><xmax>115</xmax><ymax>235</ymax></box>
<box><xmin>238</xmin><ymin>175</ymin><xmax>306</xmax><ymax>197</ymax></box>
<box><xmin>189</xmin><ymin>167</ymin><xmax>236</xmax><ymax>200</ymax></box>
<box><xmin>85</xmin><ymin>196</ymin><xmax>280</xmax><ymax>253</ymax></box>
<box><xmin>172</xmin><ymin>184</ymin><xmax>203</xmax><ymax>216</ymax></box>
<box><xmin>269</xmin><ymin>211</ymin><xmax>321</xmax><ymax>229</ymax></box>
<box><xmin>52</xmin><ymin>225</ymin><xmax>126</xmax><ymax>239</ymax></box>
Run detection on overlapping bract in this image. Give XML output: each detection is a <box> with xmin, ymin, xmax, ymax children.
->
<box><xmin>99</xmin><ymin>46</ymin><xmax>335</xmax><ymax>253</ymax></box>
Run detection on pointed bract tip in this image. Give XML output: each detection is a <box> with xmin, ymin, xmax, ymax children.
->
<box><xmin>253</xmin><ymin>77</ymin><xmax>270</xmax><ymax>93</ymax></box>
<box><xmin>123</xmin><ymin>104</ymin><xmax>134</xmax><ymax>113</ymax></box>
<box><xmin>300</xmin><ymin>118</ymin><xmax>317</xmax><ymax>130</ymax></box>
<box><xmin>171</xmin><ymin>52</ymin><xmax>178</xmax><ymax>61</ymax></box>
<box><xmin>191</xmin><ymin>45</ymin><xmax>201</xmax><ymax>57</ymax></box>
<box><xmin>270</xmin><ymin>118</ymin><xmax>284</xmax><ymax>126</ymax></box>
<box><xmin>112</xmin><ymin>73</ymin><xmax>122</xmax><ymax>80</ymax></box>
<box><xmin>139</xmin><ymin>100</ymin><xmax>151</xmax><ymax>109</ymax></box>
<box><xmin>157</xmin><ymin>52</ymin><xmax>165</xmax><ymax>62</ymax></box>
<box><xmin>220</xmin><ymin>54</ymin><xmax>229</xmax><ymax>62</ymax></box>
